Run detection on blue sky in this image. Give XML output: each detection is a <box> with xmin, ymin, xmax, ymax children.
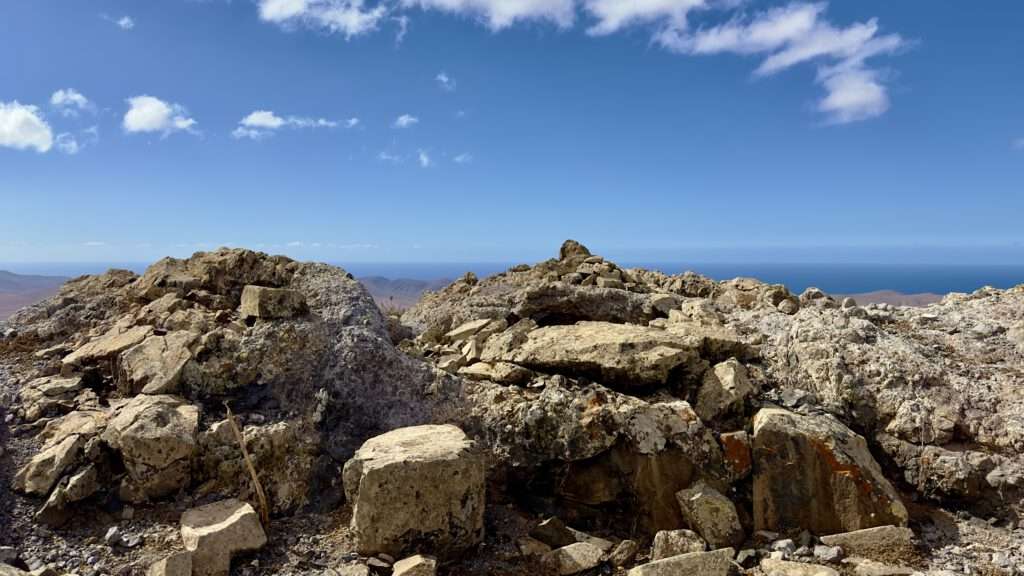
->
<box><xmin>1</xmin><ymin>0</ymin><xmax>1022</xmax><ymax>264</ymax></box>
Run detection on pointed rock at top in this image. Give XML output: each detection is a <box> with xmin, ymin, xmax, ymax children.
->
<box><xmin>559</xmin><ymin>240</ymin><xmax>591</xmax><ymax>260</ymax></box>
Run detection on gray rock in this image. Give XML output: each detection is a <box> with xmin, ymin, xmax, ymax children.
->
<box><xmin>181</xmin><ymin>499</ymin><xmax>267</xmax><ymax>576</ymax></box>
<box><xmin>676</xmin><ymin>480</ymin><xmax>745</xmax><ymax>550</ymax></box>
<box><xmin>626</xmin><ymin>548</ymin><xmax>735</xmax><ymax>576</ymax></box>
<box><xmin>651</xmin><ymin>529</ymin><xmax>705</xmax><ymax>560</ymax></box>
<box><xmin>542</xmin><ymin>542</ymin><xmax>604</xmax><ymax>575</ymax></box>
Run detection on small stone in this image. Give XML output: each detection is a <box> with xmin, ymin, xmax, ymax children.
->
<box><xmin>530</xmin><ymin>517</ymin><xmax>577</xmax><ymax>549</ymax></box>
<box><xmin>391</xmin><ymin>555</ymin><xmax>437</xmax><ymax>576</ymax></box>
<box><xmin>180</xmin><ymin>499</ymin><xmax>267</xmax><ymax>576</ymax></box>
<box><xmin>542</xmin><ymin>542</ymin><xmax>604</xmax><ymax>575</ymax></box>
<box><xmin>651</xmin><ymin>529</ymin><xmax>705</xmax><ymax>560</ymax></box>
<box><xmin>772</xmin><ymin>539</ymin><xmax>795</xmax><ymax>557</ymax></box>
<box><xmin>819</xmin><ymin>526</ymin><xmax>915</xmax><ymax>561</ymax></box>
<box><xmin>147</xmin><ymin>552</ymin><xmax>192</xmax><ymax>576</ymax></box>
<box><xmin>516</xmin><ymin>537</ymin><xmax>552</xmax><ymax>558</ymax></box>
<box><xmin>760</xmin><ymin>558</ymin><xmax>839</xmax><ymax>576</ymax></box>
<box><xmin>104</xmin><ymin>527</ymin><xmax>122</xmax><ymax>547</ymax></box>
<box><xmin>813</xmin><ymin>545</ymin><xmax>843</xmax><ymax>563</ymax></box>
<box><xmin>608</xmin><ymin>539</ymin><xmax>638</xmax><ymax>567</ymax></box>
<box><xmin>675</xmin><ymin>481</ymin><xmax>745</xmax><ymax>550</ymax></box>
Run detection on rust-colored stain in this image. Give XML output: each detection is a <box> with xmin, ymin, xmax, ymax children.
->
<box><xmin>721</xmin><ymin>434</ymin><xmax>752</xmax><ymax>476</ymax></box>
<box><xmin>809</xmin><ymin>437</ymin><xmax>875</xmax><ymax>498</ymax></box>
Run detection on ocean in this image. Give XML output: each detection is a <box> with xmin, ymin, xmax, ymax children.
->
<box><xmin>4</xmin><ymin>261</ymin><xmax>1023</xmax><ymax>296</ymax></box>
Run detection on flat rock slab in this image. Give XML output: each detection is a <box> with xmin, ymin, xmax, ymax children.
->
<box><xmin>181</xmin><ymin>499</ymin><xmax>267</xmax><ymax>576</ymax></box>
<box><xmin>503</xmin><ymin>321</ymin><xmax>704</xmax><ymax>387</ymax></box>
<box><xmin>343</xmin><ymin>424</ymin><xmax>485</xmax><ymax>558</ymax></box>
<box><xmin>627</xmin><ymin>548</ymin><xmax>735</xmax><ymax>576</ymax></box>
<box><xmin>543</xmin><ymin>542</ymin><xmax>605</xmax><ymax>575</ymax></box>
<box><xmin>62</xmin><ymin>324</ymin><xmax>153</xmax><ymax>367</ymax></box>
<box><xmin>761</xmin><ymin>558</ymin><xmax>839</xmax><ymax>576</ymax></box>
<box><xmin>14</xmin><ymin>433</ymin><xmax>84</xmax><ymax>496</ymax></box>
<box><xmin>392</xmin><ymin>555</ymin><xmax>437</xmax><ymax>576</ymax></box>
<box><xmin>820</xmin><ymin>526</ymin><xmax>916</xmax><ymax>561</ymax></box>
<box><xmin>753</xmin><ymin>407</ymin><xmax>908</xmax><ymax>535</ymax></box>
<box><xmin>651</xmin><ymin>529</ymin><xmax>705</xmax><ymax>560</ymax></box>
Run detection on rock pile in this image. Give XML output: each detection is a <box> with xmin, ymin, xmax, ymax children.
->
<box><xmin>1</xmin><ymin>241</ymin><xmax>1022</xmax><ymax>575</ymax></box>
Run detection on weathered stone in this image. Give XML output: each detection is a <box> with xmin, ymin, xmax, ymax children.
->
<box><xmin>118</xmin><ymin>331</ymin><xmax>197</xmax><ymax>394</ymax></box>
<box><xmin>392</xmin><ymin>555</ymin><xmax>437</xmax><ymax>576</ymax></box>
<box><xmin>676</xmin><ymin>480</ymin><xmax>745</xmax><ymax>549</ymax></box>
<box><xmin>503</xmin><ymin>321</ymin><xmax>704</xmax><ymax>387</ymax></box>
<box><xmin>651</xmin><ymin>529</ymin><xmax>705</xmax><ymax>560</ymax></box>
<box><xmin>63</xmin><ymin>464</ymin><xmax>99</xmax><ymax>502</ymax></box>
<box><xmin>19</xmin><ymin>375</ymin><xmax>86</xmax><ymax>422</ymax></box>
<box><xmin>530</xmin><ymin>517</ymin><xmax>577</xmax><ymax>549</ymax></box>
<box><xmin>457</xmin><ymin>361</ymin><xmax>531</xmax><ymax>385</ymax></box>
<box><xmin>147</xmin><ymin>552</ymin><xmax>192</xmax><ymax>576</ymax></box>
<box><xmin>543</xmin><ymin>542</ymin><xmax>604</xmax><ymax>575</ymax></box>
<box><xmin>608</xmin><ymin>539</ymin><xmax>639</xmax><ymax>567</ymax></box>
<box><xmin>239</xmin><ymin>285</ymin><xmax>307</xmax><ymax>319</ymax></box>
<box><xmin>13</xmin><ymin>434</ymin><xmax>84</xmax><ymax>496</ymax></box>
<box><xmin>753</xmin><ymin>408</ymin><xmax>908</xmax><ymax>534</ymax></box>
<box><xmin>0</xmin><ymin>565</ymin><xmax>31</xmax><ymax>576</ymax></box>
<box><xmin>627</xmin><ymin>548</ymin><xmax>735</xmax><ymax>576</ymax></box>
<box><xmin>62</xmin><ymin>324</ymin><xmax>153</xmax><ymax>367</ymax></box>
<box><xmin>719</xmin><ymin>431</ymin><xmax>752</xmax><ymax>480</ymax></box>
<box><xmin>445</xmin><ymin>318</ymin><xmax>492</xmax><ymax>342</ymax></box>
<box><xmin>760</xmin><ymin>558</ymin><xmax>839</xmax><ymax>576</ymax></box>
<box><xmin>842</xmin><ymin>558</ymin><xmax>916</xmax><ymax>576</ymax></box>
<box><xmin>694</xmin><ymin>358</ymin><xmax>754</xmax><ymax>422</ymax></box>
<box><xmin>516</xmin><ymin>536</ymin><xmax>552</xmax><ymax>558</ymax></box>
<box><xmin>819</xmin><ymin>526</ymin><xmax>916</xmax><ymax>561</ymax></box>
<box><xmin>102</xmin><ymin>394</ymin><xmax>199</xmax><ymax>502</ymax></box>
<box><xmin>181</xmin><ymin>499</ymin><xmax>267</xmax><ymax>576</ymax></box>
<box><xmin>560</xmin><ymin>239</ymin><xmax>591</xmax><ymax>260</ymax></box>
<box><xmin>343</xmin><ymin>425</ymin><xmax>485</xmax><ymax>557</ymax></box>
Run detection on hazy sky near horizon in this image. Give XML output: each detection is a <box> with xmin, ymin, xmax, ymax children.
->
<box><xmin>1</xmin><ymin>1</ymin><xmax>1023</xmax><ymax>264</ymax></box>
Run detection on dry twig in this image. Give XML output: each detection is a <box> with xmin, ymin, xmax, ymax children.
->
<box><xmin>224</xmin><ymin>401</ymin><xmax>270</xmax><ymax>528</ymax></box>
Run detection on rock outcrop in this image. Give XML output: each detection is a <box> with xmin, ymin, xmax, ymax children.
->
<box><xmin>2</xmin><ymin>240</ymin><xmax>1022</xmax><ymax>576</ymax></box>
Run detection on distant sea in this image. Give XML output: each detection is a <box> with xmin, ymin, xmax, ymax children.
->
<box><xmin>3</xmin><ymin>261</ymin><xmax>1024</xmax><ymax>296</ymax></box>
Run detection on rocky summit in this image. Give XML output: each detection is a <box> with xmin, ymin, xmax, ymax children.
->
<box><xmin>0</xmin><ymin>241</ymin><xmax>1022</xmax><ymax>576</ymax></box>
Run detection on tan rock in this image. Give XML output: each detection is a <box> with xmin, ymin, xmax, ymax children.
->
<box><xmin>627</xmin><ymin>548</ymin><xmax>735</xmax><ymax>576</ymax></box>
<box><xmin>445</xmin><ymin>318</ymin><xmax>492</xmax><ymax>342</ymax></box>
<box><xmin>239</xmin><ymin>285</ymin><xmax>307</xmax><ymax>319</ymax></box>
<box><xmin>651</xmin><ymin>529</ymin><xmax>705</xmax><ymax>560</ymax></box>
<box><xmin>13</xmin><ymin>434</ymin><xmax>84</xmax><ymax>496</ymax></box>
<box><xmin>753</xmin><ymin>408</ymin><xmax>908</xmax><ymax>535</ymax></box>
<box><xmin>343</xmin><ymin>425</ymin><xmax>485</xmax><ymax>557</ymax></box>
<box><xmin>819</xmin><ymin>526</ymin><xmax>916</xmax><ymax>561</ymax></box>
<box><xmin>392</xmin><ymin>555</ymin><xmax>437</xmax><ymax>576</ymax></box>
<box><xmin>543</xmin><ymin>542</ymin><xmax>604</xmax><ymax>575</ymax></box>
<box><xmin>62</xmin><ymin>324</ymin><xmax>153</xmax><ymax>367</ymax></box>
<box><xmin>503</xmin><ymin>321</ymin><xmax>704</xmax><ymax>387</ymax></box>
<box><xmin>102</xmin><ymin>394</ymin><xmax>199</xmax><ymax>502</ymax></box>
<box><xmin>694</xmin><ymin>358</ymin><xmax>754</xmax><ymax>422</ymax></box>
<box><xmin>457</xmin><ymin>362</ymin><xmax>531</xmax><ymax>385</ymax></box>
<box><xmin>118</xmin><ymin>331</ymin><xmax>197</xmax><ymax>394</ymax></box>
<box><xmin>676</xmin><ymin>480</ymin><xmax>745</xmax><ymax>550</ymax></box>
<box><xmin>608</xmin><ymin>539</ymin><xmax>639</xmax><ymax>567</ymax></box>
<box><xmin>181</xmin><ymin>499</ymin><xmax>267</xmax><ymax>576</ymax></box>
<box><xmin>147</xmin><ymin>551</ymin><xmax>192</xmax><ymax>576</ymax></box>
<box><xmin>760</xmin><ymin>558</ymin><xmax>839</xmax><ymax>576</ymax></box>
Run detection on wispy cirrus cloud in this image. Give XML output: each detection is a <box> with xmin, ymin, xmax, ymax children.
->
<box><xmin>232</xmin><ymin>109</ymin><xmax>339</xmax><ymax>139</ymax></box>
<box><xmin>435</xmin><ymin>71</ymin><xmax>457</xmax><ymax>92</ymax></box>
<box><xmin>257</xmin><ymin>0</ymin><xmax>387</xmax><ymax>39</ymax></box>
<box><xmin>393</xmin><ymin>114</ymin><xmax>419</xmax><ymax>128</ymax></box>
<box><xmin>50</xmin><ymin>89</ymin><xmax>94</xmax><ymax>117</ymax></box>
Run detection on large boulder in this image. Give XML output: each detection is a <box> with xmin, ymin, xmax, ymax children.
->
<box><xmin>502</xmin><ymin>322</ymin><xmax>705</xmax><ymax>388</ymax></box>
<box><xmin>13</xmin><ymin>433</ymin><xmax>84</xmax><ymax>496</ymax></box>
<box><xmin>343</xmin><ymin>425</ymin><xmax>486</xmax><ymax>557</ymax></box>
<box><xmin>102</xmin><ymin>394</ymin><xmax>199</xmax><ymax>502</ymax></box>
<box><xmin>118</xmin><ymin>330</ymin><xmax>198</xmax><ymax>394</ymax></box>
<box><xmin>752</xmin><ymin>407</ymin><xmax>908</xmax><ymax>535</ymax></box>
<box><xmin>180</xmin><ymin>499</ymin><xmax>267</xmax><ymax>576</ymax></box>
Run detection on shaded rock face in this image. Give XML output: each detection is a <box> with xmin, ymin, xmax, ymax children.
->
<box><xmin>752</xmin><ymin>407</ymin><xmax>908</xmax><ymax>535</ymax></box>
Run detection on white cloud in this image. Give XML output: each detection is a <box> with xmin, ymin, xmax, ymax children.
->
<box><xmin>50</xmin><ymin>89</ymin><xmax>93</xmax><ymax>117</ymax></box>
<box><xmin>400</xmin><ymin>0</ymin><xmax>575</xmax><ymax>30</ymax></box>
<box><xmin>377</xmin><ymin>151</ymin><xmax>402</xmax><ymax>163</ymax></box>
<box><xmin>659</xmin><ymin>2</ymin><xmax>906</xmax><ymax>123</ymax></box>
<box><xmin>583</xmin><ymin>0</ymin><xmax>706</xmax><ymax>36</ymax></box>
<box><xmin>436</xmin><ymin>71</ymin><xmax>457</xmax><ymax>91</ymax></box>
<box><xmin>117</xmin><ymin>16</ymin><xmax>135</xmax><ymax>30</ymax></box>
<box><xmin>0</xmin><ymin>101</ymin><xmax>53</xmax><ymax>153</ymax></box>
<box><xmin>258</xmin><ymin>0</ymin><xmax>386</xmax><ymax>39</ymax></box>
<box><xmin>417</xmin><ymin>149</ymin><xmax>432</xmax><ymax>167</ymax></box>
<box><xmin>57</xmin><ymin>126</ymin><xmax>100</xmax><ymax>154</ymax></box>
<box><xmin>454</xmin><ymin>152</ymin><xmax>473</xmax><ymax>164</ymax></box>
<box><xmin>123</xmin><ymin>96</ymin><xmax>197</xmax><ymax>135</ymax></box>
<box><xmin>393</xmin><ymin>114</ymin><xmax>419</xmax><ymax>128</ymax></box>
<box><xmin>346</xmin><ymin>117</ymin><xmax>360</xmax><ymax>128</ymax></box>
<box><xmin>233</xmin><ymin>109</ymin><xmax>339</xmax><ymax>139</ymax></box>
<box><xmin>393</xmin><ymin>15</ymin><xmax>410</xmax><ymax>44</ymax></box>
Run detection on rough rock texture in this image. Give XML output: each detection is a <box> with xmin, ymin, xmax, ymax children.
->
<box><xmin>675</xmin><ymin>480</ymin><xmax>744</xmax><ymax>549</ymax></box>
<box><xmin>2</xmin><ymin>241</ymin><xmax>1022</xmax><ymax>576</ymax></box>
<box><xmin>650</xmin><ymin>529</ymin><xmax>705</xmax><ymax>560</ymax></box>
<box><xmin>753</xmin><ymin>407</ymin><xmax>908</xmax><ymax>535</ymax></box>
<box><xmin>180</xmin><ymin>499</ymin><xmax>267</xmax><ymax>576</ymax></box>
<box><xmin>239</xmin><ymin>285</ymin><xmax>308</xmax><ymax>320</ymax></box>
<box><xmin>626</xmin><ymin>548</ymin><xmax>735</xmax><ymax>576</ymax></box>
<box><xmin>342</xmin><ymin>425</ymin><xmax>485</xmax><ymax>557</ymax></box>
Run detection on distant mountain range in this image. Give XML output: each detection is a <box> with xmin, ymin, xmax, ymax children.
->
<box><xmin>359</xmin><ymin>276</ymin><xmax>452</xmax><ymax>311</ymax></box>
<box><xmin>0</xmin><ymin>270</ymin><xmax>68</xmax><ymax>321</ymax></box>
